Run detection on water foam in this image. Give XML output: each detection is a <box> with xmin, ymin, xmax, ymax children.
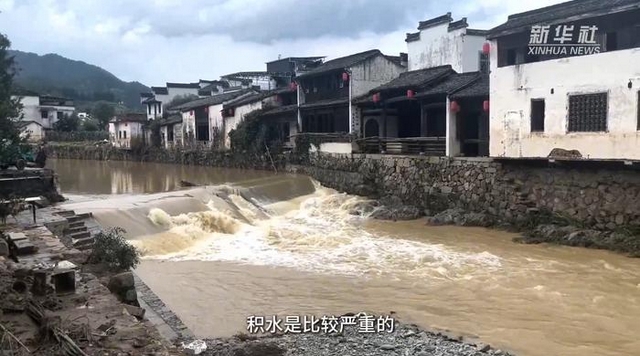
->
<box><xmin>135</xmin><ymin>185</ymin><xmax>503</xmax><ymax>280</ymax></box>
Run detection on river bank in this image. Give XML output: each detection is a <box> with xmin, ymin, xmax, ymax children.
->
<box><xmin>199</xmin><ymin>321</ymin><xmax>515</xmax><ymax>356</ymax></box>
<box><xmin>45</xmin><ymin>143</ymin><xmax>640</xmax><ymax>257</ymax></box>
<box><xmin>0</xmin><ymin>221</ymin><xmax>182</xmax><ymax>355</ymax></box>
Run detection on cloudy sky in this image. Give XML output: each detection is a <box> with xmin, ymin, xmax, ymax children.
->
<box><xmin>0</xmin><ymin>0</ymin><xmax>564</xmax><ymax>86</ymax></box>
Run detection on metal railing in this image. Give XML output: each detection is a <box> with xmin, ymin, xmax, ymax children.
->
<box><xmin>290</xmin><ymin>132</ymin><xmax>356</xmax><ymax>144</ymax></box>
<box><xmin>356</xmin><ymin>136</ymin><xmax>446</xmax><ymax>156</ymax></box>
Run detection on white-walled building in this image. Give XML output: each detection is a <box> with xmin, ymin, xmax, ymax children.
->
<box><xmin>19</xmin><ymin>121</ymin><xmax>44</xmax><ymax>142</ymax></box>
<box><xmin>405</xmin><ymin>13</ymin><xmax>488</xmax><ymax>73</ymax></box>
<box><xmin>487</xmin><ymin>0</ymin><xmax>640</xmax><ymax>160</ymax></box>
<box><xmin>108</xmin><ymin>113</ymin><xmax>148</xmax><ymax>149</ymax></box>
<box><xmin>12</xmin><ymin>94</ymin><xmax>75</xmax><ymax>131</ymax></box>
<box><xmin>177</xmin><ymin>89</ymin><xmax>257</xmax><ymax>147</ymax></box>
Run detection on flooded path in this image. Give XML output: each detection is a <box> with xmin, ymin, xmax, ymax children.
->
<box><xmin>51</xmin><ymin>159</ymin><xmax>640</xmax><ymax>356</ymax></box>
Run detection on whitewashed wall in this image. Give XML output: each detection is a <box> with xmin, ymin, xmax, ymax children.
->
<box><xmin>489</xmin><ymin>45</ymin><xmax>640</xmax><ymax>160</ymax></box>
<box><xmin>224</xmin><ymin>101</ymin><xmax>262</xmax><ymax>149</ymax></box>
<box><xmin>407</xmin><ymin>24</ymin><xmax>485</xmax><ymax>73</ymax></box>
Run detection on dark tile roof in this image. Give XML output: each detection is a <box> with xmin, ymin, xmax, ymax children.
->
<box><xmin>266</xmin><ymin>56</ymin><xmax>325</xmax><ymax>64</ymax></box>
<box><xmin>110</xmin><ymin>113</ymin><xmax>147</xmax><ymax>123</ymax></box>
<box><xmin>140</xmin><ymin>92</ymin><xmax>154</xmax><ymax>98</ymax></box>
<box><xmin>175</xmin><ymin>89</ymin><xmax>257</xmax><ymax>112</ymax></box>
<box><xmin>466</xmin><ymin>29</ymin><xmax>488</xmax><ymax>36</ymax></box>
<box><xmin>17</xmin><ymin>120</ymin><xmax>41</xmax><ymax>128</ymax></box>
<box><xmin>418</xmin><ymin>13</ymin><xmax>452</xmax><ymax>30</ymax></box>
<box><xmin>369</xmin><ymin>65</ymin><xmax>455</xmax><ymax>93</ymax></box>
<box><xmin>296</xmin><ymin>49</ymin><xmax>382</xmax><ymax>78</ymax></box>
<box><xmin>300</xmin><ymin>98</ymin><xmax>348</xmax><ymax>110</ymax></box>
<box><xmin>405</xmin><ymin>32</ymin><xmax>420</xmax><ymax>43</ymax></box>
<box><xmin>224</xmin><ymin>87</ymin><xmax>295</xmax><ymax>110</ymax></box>
<box><xmin>39</xmin><ymin>96</ymin><xmax>74</xmax><ymax>106</ymax></box>
<box><xmin>142</xmin><ymin>97</ymin><xmax>161</xmax><ymax>104</ymax></box>
<box><xmin>487</xmin><ymin>0</ymin><xmax>640</xmax><ymax>39</ymax></box>
<box><xmin>166</xmin><ymin>82</ymin><xmax>200</xmax><ymax>89</ymax></box>
<box><xmin>450</xmin><ymin>74</ymin><xmax>489</xmax><ymax>99</ymax></box>
<box><xmin>221</xmin><ymin>71</ymin><xmax>271</xmax><ymax>78</ymax></box>
<box><xmin>152</xmin><ymin>86</ymin><xmax>168</xmax><ymax>95</ymax></box>
<box><xmin>416</xmin><ymin>72</ymin><xmax>484</xmax><ymax>98</ymax></box>
<box><xmin>158</xmin><ymin>114</ymin><xmax>183</xmax><ymax>126</ymax></box>
<box><xmin>448</xmin><ymin>18</ymin><xmax>468</xmax><ymax>32</ymax></box>
<box><xmin>260</xmin><ymin>104</ymin><xmax>297</xmax><ymax>117</ymax></box>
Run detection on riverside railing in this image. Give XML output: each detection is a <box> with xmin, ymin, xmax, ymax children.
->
<box><xmin>356</xmin><ymin>136</ymin><xmax>446</xmax><ymax>156</ymax></box>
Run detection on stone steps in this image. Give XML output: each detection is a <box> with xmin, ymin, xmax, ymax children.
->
<box><xmin>68</xmin><ymin>231</ymin><xmax>91</xmax><ymax>240</ymax></box>
<box><xmin>64</xmin><ymin>226</ymin><xmax>88</xmax><ymax>235</ymax></box>
<box><xmin>55</xmin><ymin>210</ymin><xmax>96</xmax><ymax>251</ymax></box>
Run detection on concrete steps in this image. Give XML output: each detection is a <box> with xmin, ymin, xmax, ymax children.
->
<box><xmin>54</xmin><ymin>210</ymin><xmax>95</xmax><ymax>250</ymax></box>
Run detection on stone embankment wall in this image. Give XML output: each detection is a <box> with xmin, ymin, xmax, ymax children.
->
<box><xmin>293</xmin><ymin>153</ymin><xmax>640</xmax><ymax>230</ymax></box>
<box><xmin>46</xmin><ymin>144</ymin><xmax>286</xmax><ymax>170</ymax></box>
<box><xmin>47</xmin><ymin>144</ymin><xmax>640</xmax><ymax>229</ymax></box>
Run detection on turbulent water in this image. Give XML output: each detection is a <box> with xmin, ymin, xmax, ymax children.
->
<box><xmin>52</xmin><ymin>159</ymin><xmax>640</xmax><ymax>356</ymax></box>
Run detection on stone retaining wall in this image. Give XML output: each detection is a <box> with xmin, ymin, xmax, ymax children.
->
<box><xmin>47</xmin><ymin>144</ymin><xmax>640</xmax><ymax>230</ymax></box>
<box><xmin>292</xmin><ymin>153</ymin><xmax>640</xmax><ymax>230</ymax></box>
<box><xmin>46</xmin><ymin>144</ymin><xmax>286</xmax><ymax>171</ymax></box>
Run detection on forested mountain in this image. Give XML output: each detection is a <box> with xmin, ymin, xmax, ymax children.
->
<box><xmin>9</xmin><ymin>50</ymin><xmax>148</xmax><ymax>109</ymax></box>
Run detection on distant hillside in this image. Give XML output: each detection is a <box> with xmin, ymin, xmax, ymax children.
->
<box><xmin>8</xmin><ymin>50</ymin><xmax>149</xmax><ymax>109</ymax></box>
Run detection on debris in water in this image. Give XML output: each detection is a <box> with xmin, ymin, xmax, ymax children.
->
<box><xmin>182</xmin><ymin>339</ymin><xmax>208</xmax><ymax>354</ymax></box>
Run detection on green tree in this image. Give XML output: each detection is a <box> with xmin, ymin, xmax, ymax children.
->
<box><xmin>91</xmin><ymin>102</ymin><xmax>115</xmax><ymax>130</ymax></box>
<box><xmin>0</xmin><ymin>33</ymin><xmax>23</xmax><ymax>143</ymax></box>
<box><xmin>82</xmin><ymin>118</ymin><xmax>100</xmax><ymax>131</ymax></box>
<box><xmin>0</xmin><ymin>33</ymin><xmax>26</xmax><ymax>168</ymax></box>
<box><xmin>53</xmin><ymin>112</ymin><xmax>80</xmax><ymax>132</ymax></box>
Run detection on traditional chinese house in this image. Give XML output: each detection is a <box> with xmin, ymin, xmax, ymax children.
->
<box><xmin>355</xmin><ymin>66</ymin><xmax>489</xmax><ymax>157</ymax></box>
<box><xmin>487</xmin><ymin>0</ymin><xmax>640</xmax><ymax>160</ymax></box>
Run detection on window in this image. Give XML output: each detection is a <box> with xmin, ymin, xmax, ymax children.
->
<box><xmin>637</xmin><ymin>91</ymin><xmax>640</xmax><ymax>130</ymax></box>
<box><xmin>531</xmin><ymin>99</ymin><xmax>545</xmax><ymax>132</ymax></box>
<box><xmin>57</xmin><ymin>111</ymin><xmax>63</xmax><ymax>120</ymax></box>
<box><xmin>506</xmin><ymin>48</ymin><xmax>517</xmax><ymax>65</ymax></box>
<box><xmin>606</xmin><ymin>32</ymin><xmax>618</xmax><ymax>51</ymax></box>
<box><xmin>118</xmin><ymin>131</ymin><xmax>122</xmax><ymax>139</ymax></box>
<box><xmin>123</xmin><ymin>131</ymin><xmax>127</xmax><ymax>139</ymax></box>
<box><xmin>148</xmin><ymin>105</ymin><xmax>151</xmax><ymax>115</ymax></box>
<box><xmin>168</xmin><ymin>127</ymin><xmax>174</xmax><ymax>142</ymax></box>
<box><xmin>568</xmin><ymin>93</ymin><xmax>608</xmax><ymax>132</ymax></box>
<box><xmin>41</xmin><ymin>110</ymin><xmax>48</xmax><ymax>119</ymax></box>
<box><xmin>479</xmin><ymin>51</ymin><xmax>489</xmax><ymax>73</ymax></box>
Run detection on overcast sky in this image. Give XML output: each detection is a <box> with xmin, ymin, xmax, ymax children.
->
<box><xmin>0</xmin><ymin>0</ymin><xmax>564</xmax><ymax>86</ymax></box>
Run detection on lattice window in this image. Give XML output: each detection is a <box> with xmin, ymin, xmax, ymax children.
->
<box><xmin>568</xmin><ymin>93</ymin><xmax>608</xmax><ymax>132</ymax></box>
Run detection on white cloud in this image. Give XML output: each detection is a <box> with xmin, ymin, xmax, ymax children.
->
<box><xmin>0</xmin><ymin>0</ymin><xmax>566</xmax><ymax>85</ymax></box>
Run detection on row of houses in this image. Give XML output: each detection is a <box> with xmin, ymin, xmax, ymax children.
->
<box><xmin>110</xmin><ymin>0</ymin><xmax>640</xmax><ymax>161</ymax></box>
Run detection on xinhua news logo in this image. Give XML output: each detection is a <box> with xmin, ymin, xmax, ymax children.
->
<box><xmin>528</xmin><ymin>24</ymin><xmax>601</xmax><ymax>56</ymax></box>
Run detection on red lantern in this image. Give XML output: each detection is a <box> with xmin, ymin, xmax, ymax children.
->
<box><xmin>342</xmin><ymin>72</ymin><xmax>349</xmax><ymax>82</ymax></box>
<box><xmin>290</xmin><ymin>82</ymin><xmax>297</xmax><ymax>90</ymax></box>
<box><xmin>450</xmin><ymin>101</ymin><xmax>460</xmax><ymax>113</ymax></box>
<box><xmin>372</xmin><ymin>93</ymin><xmax>380</xmax><ymax>103</ymax></box>
<box><xmin>482</xmin><ymin>42</ymin><xmax>491</xmax><ymax>55</ymax></box>
<box><xmin>228</xmin><ymin>109</ymin><xmax>234</xmax><ymax>116</ymax></box>
<box><xmin>407</xmin><ymin>89</ymin><xmax>415</xmax><ymax>99</ymax></box>
<box><xmin>190</xmin><ymin>110</ymin><xmax>194</xmax><ymax>116</ymax></box>
<box><xmin>204</xmin><ymin>106</ymin><xmax>208</xmax><ymax>112</ymax></box>
<box><xmin>483</xmin><ymin>100</ymin><xmax>490</xmax><ymax>112</ymax></box>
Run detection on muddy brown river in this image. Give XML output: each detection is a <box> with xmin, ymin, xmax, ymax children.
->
<box><xmin>48</xmin><ymin>159</ymin><xmax>640</xmax><ymax>356</ymax></box>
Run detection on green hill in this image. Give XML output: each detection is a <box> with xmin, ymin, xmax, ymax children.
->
<box><xmin>9</xmin><ymin>50</ymin><xmax>149</xmax><ymax>109</ymax></box>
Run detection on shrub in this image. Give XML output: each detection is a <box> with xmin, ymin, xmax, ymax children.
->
<box><xmin>88</xmin><ymin>227</ymin><xmax>140</xmax><ymax>272</ymax></box>
<box><xmin>45</xmin><ymin>130</ymin><xmax>109</xmax><ymax>142</ymax></box>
